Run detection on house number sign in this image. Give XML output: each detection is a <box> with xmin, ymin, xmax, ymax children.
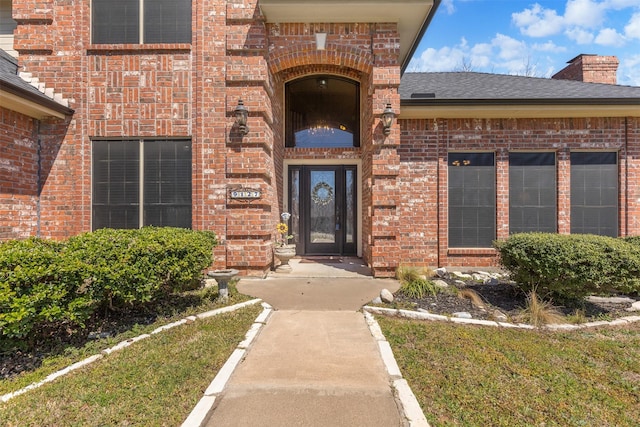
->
<box><xmin>230</xmin><ymin>188</ymin><xmax>261</xmax><ymax>200</ymax></box>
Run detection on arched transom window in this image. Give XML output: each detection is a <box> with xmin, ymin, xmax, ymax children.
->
<box><xmin>285</xmin><ymin>75</ymin><xmax>360</xmax><ymax>148</ymax></box>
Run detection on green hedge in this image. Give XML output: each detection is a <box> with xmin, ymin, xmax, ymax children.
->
<box><xmin>0</xmin><ymin>238</ymin><xmax>93</xmax><ymax>340</ymax></box>
<box><xmin>0</xmin><ymin>228</ymin><xmax>217</xmax><ymax>342</ymax></box>
<box><xmin>494</xmin><ymin>233</ymin><xmax>640</xmax><ymax>300</ymax></box>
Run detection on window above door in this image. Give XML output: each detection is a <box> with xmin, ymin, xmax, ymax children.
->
<box><xmin>285</xmin><ymin>75</ymin><xmax>360</xmax><ymax>148</ymax></box>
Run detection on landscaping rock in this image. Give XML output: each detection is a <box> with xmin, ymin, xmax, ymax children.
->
<box><xmin>434</xmin><ymin>267</ymin><xmax>447</xmax><ymax>278</ymax></box>
<box><xmin>452</xmin><ymin>272</ymin><xmax>473</xmax><ymax>280</ymax></box>
<box><xmin>586</xmin><ymin>296</ymin><xmax>635</xmax><ymax>304</ymax></box>
<box><xmin>627</xmin><ymin>300</ymin><xmax>640</xmax><ymax>312</ymax></box>
<box><xmin>380</xmin><ymin>289</ymin><xmax>394</xmax><ymax>304</ymax></box>
<box><xmin>453</xmin><ymin>312</ymin><xmax>472</xmax><ymax>319</ymax></box>
<box><xmin>492</xmin><ymin>310</ymin><xmax>508</xmax><ymax>322</ymax></box>
<box><xmin>433</xmin><ymin>279</ymin><xmax>449</xmax><ymax>289</ymax></box>
<box><xmin>371</xmin><ymin>296</ymin><xmax>383</xmax><ymax>304</ymax></box>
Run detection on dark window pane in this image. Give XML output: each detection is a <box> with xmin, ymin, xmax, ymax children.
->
<box><xmin>92</xmin><ymin>140</ymin><xmax>140</xmax><ymax>230</ymax></box>
<box><xmin>448</xmin><ymin>153</ymin><xmax>495</xmax><ymax>247</ymax></box>
<box><xmin>509</xmin><ymin>152</ymin><xmax>556</xmax><ymax>234</ymax></box>
<box><xmin>92</xmin><ymin>0</ymin><xmax>139</xmax><ymax>44</ymax></box>
<box><xmin>286</xmin><ymin>76</ymin><xmax>360</xmax><ymax>147</ymax></box>
<box><xmin>144</xmin><ymin>0</ymin><xmax>192</xmax><ymax>43</ymax></box>
<box><xmin>570</xmin><ymin>152</ymin><xmax>617</xmax><ymax>236</ymax></box>
<box><xmin>143</xmin><ymin>140</ymin><xmax>192</xmax><ymax>228</ymax></box>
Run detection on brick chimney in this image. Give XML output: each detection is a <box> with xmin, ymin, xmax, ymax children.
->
<box><xmin>551</xmin><ymin>54</ymin><xmax>619</xmax><ymax>85</ymax></box>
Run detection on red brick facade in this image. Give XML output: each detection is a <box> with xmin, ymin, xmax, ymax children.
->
<box><xmin>2</xmin><ymin>0</ymin><xmax>639</xmax><ymax>277</ymax></box>
<box><xmin>0</xmin><ymin>107</ymin><xmax>39</xmax><ymax>240</ymax></box>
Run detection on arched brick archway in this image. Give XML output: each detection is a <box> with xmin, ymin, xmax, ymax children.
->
<box><xmin>268</xmin><ymin>42</ymin><xmax>374</xmax><ymax>77</ymax></box>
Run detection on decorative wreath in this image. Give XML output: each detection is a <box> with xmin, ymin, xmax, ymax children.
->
<box><xmin>311</xmin><ymin>181</ymin><xmax>333</xmax><ymax>206</ymax></box>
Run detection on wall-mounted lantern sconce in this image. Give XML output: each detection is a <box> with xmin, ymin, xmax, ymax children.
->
<box><xmin>381</xmin><ymin>103</ymin><xmax>395</xmax><ymax>136</ymax></box>
<box><xmin>234</xmin><ymin>99</ymin><xmax>249</xmax><ymax>135</ymax></box>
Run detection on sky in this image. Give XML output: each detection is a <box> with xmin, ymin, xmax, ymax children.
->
<box><xmin>407</xmin><ymin>0</ymin><xmax>640</xmax><ymax>86</ymax></box>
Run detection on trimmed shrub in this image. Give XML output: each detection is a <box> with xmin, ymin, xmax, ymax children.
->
<box><xmin>63</xmin><ymin>227</ymin><xmax>218</xmax><ymax>309</ymax></box>
<box><xmin>494</xmin><ymin>233</ymin><xmax>640</xmax><ymax>301</ymax></box>
<box><xmin>0</xmin><ymin>238</ymin><xmax>94</xmax><ymax>341</ymax></box>
<box><xmin>0</xmin><ymin>228</ymin><xmax>217</xmax><ymax>343</ymax></box>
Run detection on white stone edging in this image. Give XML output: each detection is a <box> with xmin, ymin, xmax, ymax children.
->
<box><xmin>363</xmin><ymin>311</ymin><xmax>431</xmax><ymax>427</ymax></box>
<box><xmin>364</xmin><ymin>306</ymin><xmax>640</xmax><ymax>330</ymax></box>
<box><xmin>362</xmin><ymin>307</ymin><xmax>640</xmax><ymax>427</ymax></box>
<box><xmin>181</xmin><ymin>302</ymin><xmax>273</xmax><ymax>427</ymax></box>
<box><xmin>0</xmin><ymin>298</ymin><xmax>264</xmax><ymax>404</ymax></box>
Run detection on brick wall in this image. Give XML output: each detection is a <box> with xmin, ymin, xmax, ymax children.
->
<box><xmin>0</xmin><ymin>107</ymin><xmax>39</xmax><ymax>240</ymax></box>
<box><xmin>398</xmin><ymin>116</ymin><xmax>639</xmax><ymax>269</ymax></box>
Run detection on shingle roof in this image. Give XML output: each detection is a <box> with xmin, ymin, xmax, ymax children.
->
<box><xmin>0</xmin><ymin>49</ymin><xmax>72</xmax><ymax>114</ymax></box>
<box><xmin>400</xmin><ymin>72</ymin><xmax>640</xmax><ymax>103</ymax></box>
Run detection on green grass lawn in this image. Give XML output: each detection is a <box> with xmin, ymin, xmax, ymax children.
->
<box><xmin>0</xmin><ymin>303</ymin><xmax>262</xmax><ymax>426</ymax></box>
<box><xmin>377</xmin><ymin>316</ymin><xmax>640</xmax><ymax>427</ymax></box>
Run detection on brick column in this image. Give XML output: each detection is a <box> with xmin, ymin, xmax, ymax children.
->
<box><xmin>368</xmin><ymin>24</ymin><xmax>401</xmax><ymax>277</ymax></box>
<box><xmin>222</xmin><ymin>1</ymin><xmax>275</xmax><ymax>275</ymax></box>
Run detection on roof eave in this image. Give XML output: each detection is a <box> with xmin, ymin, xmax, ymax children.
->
<box><xmin>0</xmin><ymin>82</ymin><xmax>74</xmax><ymax>119</ymax></box>
<box><xmin>400</xmin><ymin>100</ymin><xmax>640</xmax><ymax>119</ymax></box>
<box><xmin>259</xmin><ymin>0</ymin><xmax>439</xmax><ymax>73</ymax></box>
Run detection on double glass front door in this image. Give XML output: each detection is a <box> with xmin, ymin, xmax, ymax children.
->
<box><xmin>289</xmin><ymin>165</ymin><xmax>357</xmax><ymax>255</ymax></box>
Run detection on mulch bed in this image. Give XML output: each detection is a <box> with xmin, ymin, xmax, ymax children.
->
<box><xmin>395</xmin><ymin>277</ymin><xmax>637</xmax><ymax>322</ymax></box>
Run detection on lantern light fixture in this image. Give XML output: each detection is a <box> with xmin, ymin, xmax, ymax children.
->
<box><xmin>381</xmin><ymin>103</ymin><xmax>395</xmax><ymax>136</ymax></box>
<box><xmin>234</xmin><ymin>99</ymin><xmax>249</xmax><ymax>135</ymax></box>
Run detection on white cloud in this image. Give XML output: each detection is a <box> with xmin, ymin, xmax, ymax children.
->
<box><xmin>564</xmin><ymin>0</ymin><xmax>606</xmax><ymax>28</ymax></box>
<box><xmin>492</xmin><ymin>33</ymin><xmax>528</xmax><ymax>60</ymax></box>
<box><xmin>617</xmin><ymin>54</ymin><xmax>640</xmax><ymax>86</ymax></box>
<box><xmin>594</xmin><ymin>28</ymin><xmax>626</xmax><ymax>46</ymax></box>
<box><xmin>512</xmin><ymin>4</ymin><xmax>564</xmax><ymax>37</ymax></box>
<box><xmin>565</xmin><ymin>27</ymin><xmax>595</xmax><ymax>44</ymax></box>
<box><xmin>441</xmin><ymin>0</ymin><xmax>455</xmax><ymax>15</ymax></box>
<box><xmin>625</xmin><ymin>12</ymin><xmax>640</xmax><ymax>39</ymax></box>
<box><xmin>406</xmin><ymin>46</ymin><xmax>467</xmax><ymax>72</ymax></box>
<box><xmin>532</xmin><ymin>40</ymin><xmax>568</xmax><ymax>53</ymax></box>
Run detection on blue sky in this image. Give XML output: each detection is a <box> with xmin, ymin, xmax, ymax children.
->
<box><xmin>407</xmin><ymin>0</ymin><xmax>640</xmax><ymax>86</ymax></box>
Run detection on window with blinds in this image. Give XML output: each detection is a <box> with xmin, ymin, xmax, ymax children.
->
<box><xmin>448</xmin><ymin>152</ymin><xmax>496</xmax><ymax>248</ymax></box>
<box><xmin>92</xmin><ymin>139</ymin><xmax>192</xmax><ymax>230</ymax></box>
<box><xmin>509</xmin><ymin>152</ymin><xmax>556</xmax><ymax>234</ymax></box>
<box><xmin>570</xmin><ymin>152</ymin><xmax>618</xmax><ymax>237</ymax></box>
<box><xmin>92</xmin><ymin>0</ymin><xmax>192</xmax><ymax>44</ymax></box>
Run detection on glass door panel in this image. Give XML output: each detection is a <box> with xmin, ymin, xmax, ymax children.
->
<box><xmin>289</xmin><ymin>165</ymin><xmax>357</xmax><ymax>256</ymax></box>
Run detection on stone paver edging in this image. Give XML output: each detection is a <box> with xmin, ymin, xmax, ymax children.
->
<box><xmin>363</xmin><ymin>306</ymin><xmax>640</xmax><ymax>330</ymax></box>
<box><xmin>0</xmin><ymin>299</ymin><xmax>264</xmax><ymax>404</ymax></box>
<box><xmin>363</xmin><ymin>306</ymin><xmax>640</xmax><ymax>427</ymax></box>
<box><xmin>363</xmin><ymin>311</ymin><xmax>431</xmax><ymax>427</ymax></box>
<box><xmin>181</xmin><ymin>302</ymin><xmax>273</xmax><ymax>427</ymax></box>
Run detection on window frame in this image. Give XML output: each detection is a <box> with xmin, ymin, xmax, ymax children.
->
<box><xmin>91</xmin><ymin>0</ymin><xmax>192</xmax><ymax>45</ymax></box>
<box><xmin>285</xmin><ymin>75</ymin><xmax>361</xmax><ymax>148</ymax></box>
<box><xmin>570</xmin><ymin>151</ymin><xmax>618</xmax><ymax>237</ymax></box>
<box><xmin>92</xmin><ymin>138</ymin><xmax>192</xmax><ymax>230</ymax></box>
<box><xmin>447</xmin><ymin>152</ymin><xmax>496</xmax><ymax>248</ymax></box>
<box><xmin>508</xmin><ymin>151</ymin><xmax>557</xmax><ymax>234</ymax></box>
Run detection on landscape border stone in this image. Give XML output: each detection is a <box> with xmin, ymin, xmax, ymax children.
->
<box><xmin>363</xmin><ymin>306</ymin><xmax>640</xmax><ymax>330</ymax></box>
<box><xmin>181</xmin><ymin>302</ymin><xmax>273</xmax><ymax>427</ymax></box>
<box><xmin>363</xmin><ymin>311</ymin><xmax>431</xmax><ymax>427</ymax></box>
<box><xmin>0</xmin><ymin>298</ymin><xmax>264</xmax><ymax>404</ymax></box>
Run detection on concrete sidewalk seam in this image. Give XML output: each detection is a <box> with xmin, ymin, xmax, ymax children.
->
<box><xmin>181</xmin><ymin>304</ymin><xmax>273</xmax><ymax>427</ymax></box>
<box><xmin>363</xmin><ymin>310</ymin><xmax>431</xmax><ymax>427</ymax></box>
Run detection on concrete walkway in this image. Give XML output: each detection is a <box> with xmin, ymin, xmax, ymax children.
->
<box><xmin>203</xmin><ymin>259</ymin><xmax>405</xmax><ymax>426</ymax></box>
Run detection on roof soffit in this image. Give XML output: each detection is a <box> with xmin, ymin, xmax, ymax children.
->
<box><xmin>259</xmin><ymin>0</ymin><xmax>436</xmax><ymax>69</ymax></box>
